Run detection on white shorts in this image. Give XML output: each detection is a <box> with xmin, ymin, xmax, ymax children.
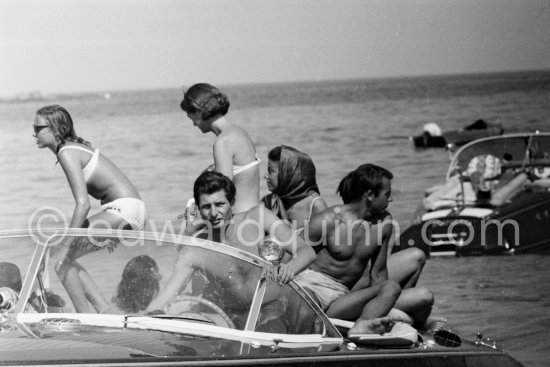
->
<box><xmin>294</xmin><ymin>268</ymin><xmax>349</xmax><ymax>311</ymax></box>
<box><xmin>101</xmin><ymin>198</ymin><xmax>147</xmax><ymax>230</ymax></box>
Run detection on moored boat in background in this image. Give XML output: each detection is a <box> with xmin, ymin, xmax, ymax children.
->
<box><xmin>399</xmin><ymin>131</ymin><xmax>550</xmax><ymax>256</ymax></box>
<box><xmin>410</xmin><ymin>119</ymin><xmax>504</xmax><ymax>148</ymax></box>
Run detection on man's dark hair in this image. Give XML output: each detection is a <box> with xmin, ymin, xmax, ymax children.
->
<box><xmin>193</xmin><ymin>171</ymin><xmax>236</xmax><ymax>206</ymax></box>
<box><xmin>0</xmin><ymin>262</ymin><xmax>22</xmax><ymax>292</ymax></box>
<box><xmin>337</xmin><ymin>163</ymin><xmax>393</xmax><ymax>204</ymax></box>
<box><xmin>115</xmin><ymin>255</ymin><xmax>159</xmax><ymax>313</ymax></box>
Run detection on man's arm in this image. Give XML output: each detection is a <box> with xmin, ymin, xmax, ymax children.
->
<box><xmin>263</xmin><ymin>208</ymin><xmax>315</xmax><ymax>284</ymax></box>
<box><xmin>369</xmin><ymin>215</ymin><xmax>394</xmax><ymax>286</ymax></box>
<box><xmin>349</xmin><ymin>258</ymin><xmax>373</xmax><ymax>291</ymax></box>
<box><xmin>146</xmin><ymin>248</ymin><xmax>196</xmax><ymax>312</ymax></box>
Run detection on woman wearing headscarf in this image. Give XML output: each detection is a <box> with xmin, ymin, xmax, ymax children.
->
<box><xmin>262</xmin><ymin>145</ymin><xmax>327</xmax><ymax>234</ymax></box>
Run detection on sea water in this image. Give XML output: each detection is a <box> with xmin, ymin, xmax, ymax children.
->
<box><xmin>1</xmin><ymin>70</ymin><xmax>549</xmax><ymax>366</ymax></box>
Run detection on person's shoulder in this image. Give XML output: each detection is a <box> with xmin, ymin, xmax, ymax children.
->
<box><xmin>380</xmin><ymin>211</ymin><xmax>393</xmax><ymax>223</ymax></box>
<box><xmin>311</xmin><ymin>205</ymin><xmax>339</xmax><ymax>223</ymax></box>
<box><xmin>176</xmin><ymin>243</ymin><xmax>203</xmax><ymax>265</ymax></box>
<box><xmin>213</xmin><ymin>133</ymin><xmax>232</xmax><ymax>148</ymax></box>
<box><xmin>57</xmin><ymin>142</ymin><xmax>94</xmax><ymax>158</ymax></box>
<box><xmin>60</xmin><ymin>142</ymin><xmax>94</xmax><ymax>151</ymax></box>
<box><xmin>230</xmin><ymin>121</ymin><xmax>250</xmax><ymax>136</ymax></box>
<box><xmin>310</xmin><ymin>194</ymin><xmax>328</xmax><ymax>211</ymax></box>
<box><xmin>229</xmin><ymin>206</ymin><xmax>263</xmax><ymax>225</ymax></box>
<box><xmin>370</xmin><ymin>211</ymin><xmax>394</xmax><ymax>234</ymax></box>
<box><xmin>250</xmin><ymin>204</ymin><xmax>278</xmax><ymax>221</ymax></box>
<box><xmin>221</xmin><ymin>123</ymin><xmax>252</xmax><ymax>144</ymax></box>
<box><xmin>369</xmin><ymin>211</ymin><xmax>393</xmax><ymax>225</ymax></box>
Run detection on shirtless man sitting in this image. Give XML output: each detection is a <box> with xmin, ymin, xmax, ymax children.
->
<box><xmin>295</xmin><ymin>163</ymin><xmax>401</xmax><ymax>336</ymax></box>
<box><xmin>146</xmin><ymin>171</ymin><xmax>316</xmax><ymax>316</ymax></box>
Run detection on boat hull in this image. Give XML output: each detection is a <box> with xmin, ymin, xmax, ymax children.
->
<box><xmin>399</xmin><ymin>193</ymin><xmax>550</xmax><ymax>256</ymax></box>
<box><xmin>0</xmin><ymin>327</ymin><xmax>524</xmax><ymax>367</ymax></box>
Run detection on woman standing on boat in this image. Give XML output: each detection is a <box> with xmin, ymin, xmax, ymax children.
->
<box><xmin>180</xmin><ymin>83</ymin><xmax>260</xmax><ymax>214</ymax></box>
<box><xmin>33</xmin><ymin>104</ymin><xmax>146</xmax><ymax>313</ymax></box>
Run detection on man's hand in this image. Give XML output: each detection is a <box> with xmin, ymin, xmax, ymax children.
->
<box><xmin>273</xmin><ymin>263</ymin><xmax>295</xmax><ymax>285</ymax></box>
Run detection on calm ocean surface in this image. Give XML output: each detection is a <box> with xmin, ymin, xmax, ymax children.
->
<box><xmin>1</xmin><ymin>71</ymin><xmax>549</xmax><ymax>366</ymax></box>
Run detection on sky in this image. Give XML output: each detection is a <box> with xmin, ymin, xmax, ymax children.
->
<box><xmin>1</xmin><ymin>0</ymin><xmax>549</xmax><ymax>96</ymax></box>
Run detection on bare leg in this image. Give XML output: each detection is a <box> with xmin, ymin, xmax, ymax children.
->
<box><xmin>397</xmin><ymin>289</ymin><xmax>447</xmax><ymax>332</ymax></box>
<box><xmin>326</xmin><ymin>280</ymin><xmax>401</xmax><ymax>335</ymax></box>
<box><xmin>77</xmin><ymin>265</ymin><xmax>110</xmax><ymax>312</ymax></box>
<box><xmin>56</xmin><ymin>260</ymin><xmax>109</xmax><ymax>313</ymax></box>
<box><xmin>394</xmin><ymin>287</ymin><xmax>446</xmax><ymax>331</ymax></box>
<box><xmin>56</xmin><ymin>211</ymin><xmax>130</xmax><ymax>313</ymax></box>
<box><xmin>56</xmin><ymin>260</ymin><xmax>95</xmax><ymax>313</ymax></box>
<box><xmin>388</xmin><ymin>247</ymin><xmax>426</xmax><ymax>289</ymax></box>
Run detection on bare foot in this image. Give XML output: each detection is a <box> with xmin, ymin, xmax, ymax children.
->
<box><xmin>387</xmin><ymin>308</ymin><xmax>414</xmax><ymax>325</ymax></box>
<box><xmin>348</xmin><ymin>316</ymin><xmax>393</xmax><ymax>336</ymax></box>
<box><xmin>416</xmin><ymin>316</ymin><xmax>447</xmax><ymax>332</ymax></box>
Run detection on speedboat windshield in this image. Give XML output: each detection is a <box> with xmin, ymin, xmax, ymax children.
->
<box><xmin>447</xmin><ymin>133</ymin><xmax>550</xmax><ymax>179</ymax></box>
<box><xmin>5</xmin><ymin>229</ymin><xmax>339</xmax><ymax>340</ymax></box>
<box><xmin>0</xmin><ymin>231</ymin><xmax>40</xmax><ymax>300</ymax></box>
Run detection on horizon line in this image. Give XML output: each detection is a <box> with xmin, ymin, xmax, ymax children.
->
<box><xmin>3</xmin><ymin>68</ymin><xmax>549</xmax><ymax>101</ymax></box>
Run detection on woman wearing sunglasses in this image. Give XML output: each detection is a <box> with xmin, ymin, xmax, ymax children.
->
<box><xmin>33</xmin><ymin>104</ymin><xmax>147</xmax><ymax>313</ymax></box>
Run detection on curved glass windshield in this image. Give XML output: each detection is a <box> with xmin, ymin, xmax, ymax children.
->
<box><xmin>0</xmin><ymin>233</ymin><xmax>39</xmax><ymax>296</ymax></box>
<box><xmin>449</xmin><ymin>134</ymin><xmax>550</xmax><ymax>179</ymax></box>
<box><xmin>18</xmin><ymin>231</ymin><xmax>334</xmax><ymax>337</ymax></box>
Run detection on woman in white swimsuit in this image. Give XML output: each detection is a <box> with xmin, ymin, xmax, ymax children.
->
<box><xmin>33</xmin><ymin>105</ymin><xmax>147</xmax><ymax>313</ymax></box>
<box><xmin>262</xmin><ymin>145</ymin><xmax>327</xmax><ymax>236</ymax></box>
<box><xmin>180</xmin><ymin>83</ymin><xmax>260</xmax><ymax>214</ymax></box>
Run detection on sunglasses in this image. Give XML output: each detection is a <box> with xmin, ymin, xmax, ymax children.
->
<box><xmin>33</xmin><ymin>125</ymin><xmax>49</xmax><ymax>135</ymax></box>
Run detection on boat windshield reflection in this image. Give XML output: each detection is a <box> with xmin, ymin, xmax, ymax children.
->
<box><xmin>13</xmin><ymin>230</ymin><xmax>337</xmax><ymax>338</ymax></box>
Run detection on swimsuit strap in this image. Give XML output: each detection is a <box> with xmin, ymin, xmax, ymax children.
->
<box><xmin>57</xmin><ymin>145</ymin><xmax>99</xmax><ymax>182</ymax></box>
<box><xmin>57</xmin><ymin>145</ymin><xmax>94</xmax><ymax>155</ymax></box>
<box><xmin>233</xmin><ymin>154</ymin><xmax>261</xmax><ymax>176</ymax></box>
<box><xmin>308</xmin><ymin>196</ymin><xmax>323</xmax><ymax>221</ymax></box>
<box><xmin>83</xmin><ymin>149</ymin><xmax>99</xmax><ymax>181</ymax></box>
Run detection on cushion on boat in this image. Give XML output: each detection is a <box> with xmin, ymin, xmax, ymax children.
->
<box><xmin>529</xmin><ymin>177</ymin><xmax>550</xmax><ymax>189</ymax></box>
<box><xmin>348</xmin><ymin>322</ymin><xmax>418</xmax><ymax>347</ymax></box>
<box><xmin>490</xmin><ymin>173</ymin><xmax>528</xmax><ymax>206</ymax></box>
<box><xmin>422</xmin><ymin>176</ymin><xmax>476</xmax><ymax>210</ymax></box>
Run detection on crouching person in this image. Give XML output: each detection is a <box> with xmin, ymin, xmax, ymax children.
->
<box><xmin>296</xmin><ymin>164</ymin><xmax>401</xmax><ymax>335</ymax></box>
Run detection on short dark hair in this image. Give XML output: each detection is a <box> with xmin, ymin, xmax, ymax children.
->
<box><xmin>337</xmin><ymin>164</ymin><xmax>393</xmax><ymax>204</ymax></box>
<box><xmin>180</xmin><ymin>83</ymin><xmax>230</xmax><ymax>120</ymax></box>
<box><xmin>0</xmin><ymin>262</ymin><xmax>22</xmax><ymax>292</ymax></box>
<box><xmin>193</xmin><ymin>171</ymin><xmax>236</xmax><ymax>206</ymax></box>
<box><xmin>267</xmin><ymin>145</ymin><xmax>282</xmax><ymax>162</ymax></box>
<box><xmin>115</xmin><ymin>255</ymin><xmax>160</xmax><ymax>313</ymax></box>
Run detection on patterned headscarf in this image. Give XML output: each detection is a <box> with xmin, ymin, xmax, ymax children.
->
<box><xmin>262</xmin><ymin>145</ymin><xmax>319</xmax><ymax>222</ymax></box>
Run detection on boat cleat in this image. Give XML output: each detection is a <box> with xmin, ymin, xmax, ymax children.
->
<box><xmin>476</xmin><ymin>333</ymin><xmax>497</xmax><ymax>349</ymax></box>
<box><xmin>271</xmin><ymin>338</ymin><xmax>283</xmax><ymax>352</ymax></box>
<box><xmin>419</xmin><ymin>339</ymin><xmax>436</xmax><ymax>349</ymax></box>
